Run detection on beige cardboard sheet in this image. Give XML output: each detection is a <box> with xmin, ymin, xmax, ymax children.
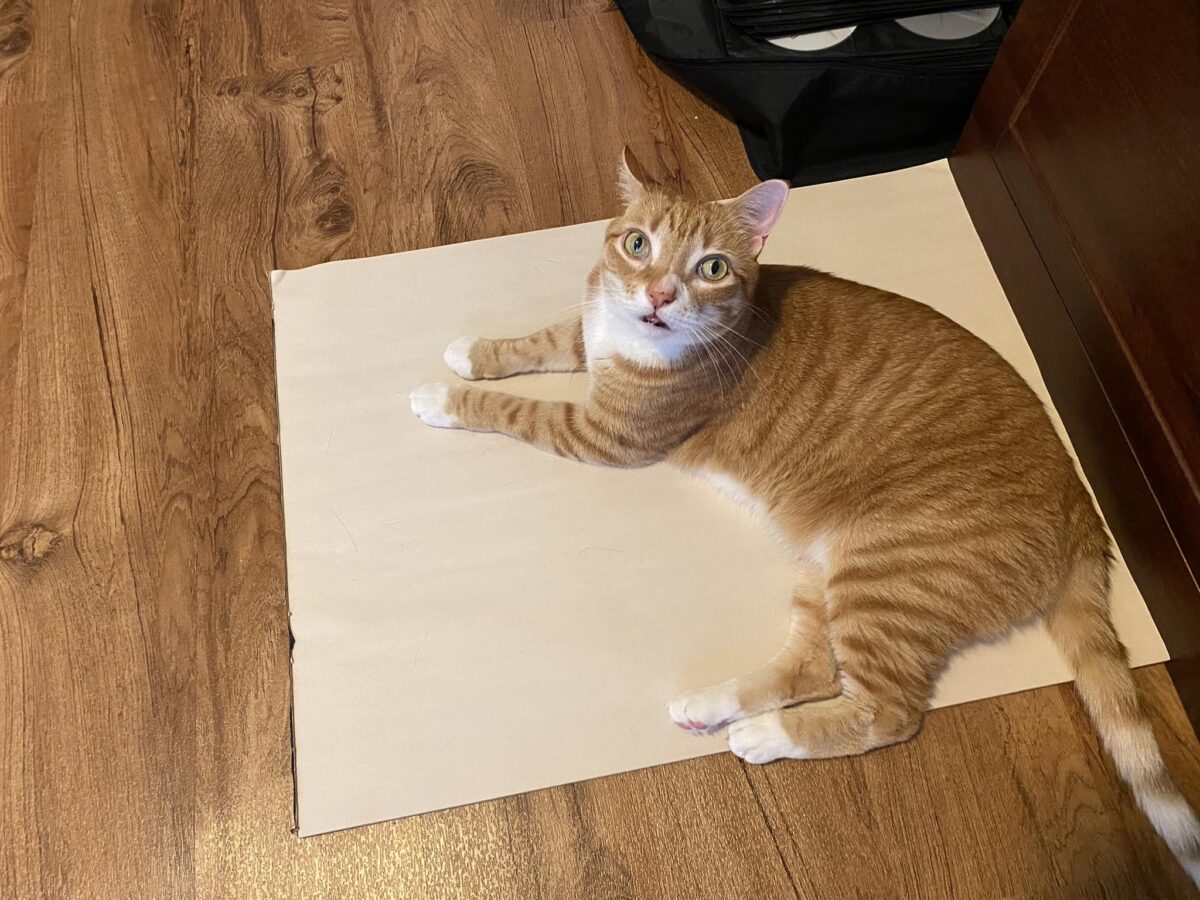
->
<box><xmin>273</xmin><ymin>161</ymin><xmax>1167</xmax><ymax>837</ymax></box>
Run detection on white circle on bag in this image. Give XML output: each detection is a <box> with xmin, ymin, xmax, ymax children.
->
<box><xmin>768</xmin><ymin>26</ymin><xmax>857</xmax><ymax>52</ymax></box>
<box><xmin>896</xmin><ymin>6</ymin><xmax>1000</xmax><ymax>41</ymax></box>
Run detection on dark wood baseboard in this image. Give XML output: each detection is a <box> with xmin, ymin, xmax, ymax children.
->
<box><xmin>950</xmin><ymin>0</ymin><xmax>1200</xmax><ymax>730</ymax></box>
<box><xmin>951</xmin><ymin>121</ymin><xmax>1200</xmax><ymax>728</ymax></box>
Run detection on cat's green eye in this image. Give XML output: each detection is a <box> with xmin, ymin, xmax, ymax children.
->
<box><xmin>697</xmin><ymin>256</ymin><xmax>729</xmax><ymax>281</ymax></box>
<box><xmin>622</xmin><ymin>230</ymin><xmax>650</xmax><ymax>258</ymax></box>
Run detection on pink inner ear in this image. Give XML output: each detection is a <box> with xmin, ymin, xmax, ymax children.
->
<box><xmin>730</xmin><ymin>180</ymin><xmax>790</xmax><ymax>254</ymax></box>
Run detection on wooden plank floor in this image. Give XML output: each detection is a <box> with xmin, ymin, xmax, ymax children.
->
<box><xmin>1</xmin><ymin>1</ymin><xmax>1198</xmax><ymax>897</ymax></box>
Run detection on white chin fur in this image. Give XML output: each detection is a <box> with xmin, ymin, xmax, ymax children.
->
<box><xmin>584</xmin><ymin>296</ymin><xmax>694</xmax><ymax>369</ymax></box>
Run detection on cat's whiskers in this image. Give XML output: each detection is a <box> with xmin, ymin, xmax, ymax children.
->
<box><xmin>687</xmin><ymin>322</ymin><xmax>739</xmax><ymax>395</ymax></box>
<box><xmin>701</xmin><ymin>322</ymin><xmax>757</xmax><ymax>371</ymax></box>
<box><xmin>711</xmin><ymin>317</ymin><xmax>767</xmax><ymax>351</ymax></box>
<box><xmin>691</xmin><ymin>319</ymin><xmax>760</xmax><ymax>386</ymax></box>
<box><xmin>707</xmin><ymin>333</ymin><xmax>742</xmax><ymax>385</ymax></box>
<box><xmin>694</xmin><ymin>338</ymin><xmax>729</xmax><ymax>403</ymax></box>
<box><xmin>526</xmin><ymin>298</ymin><xmax>597</xmax><ymax>334</ymax></box>
<box><xmin>676</xmin><ymin>316</ymin><xmax>730</xmax><ymax>398</ymax></box>
<box><xmin>742</xmin><ymin>304</ymin><xmax>776</xmax><ymax>331</ymax></box>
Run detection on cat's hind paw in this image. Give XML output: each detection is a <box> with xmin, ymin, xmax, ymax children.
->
<box><xmin>410</xmin><ymin>383</ymin><xmax>459</xmax><ymax>429</ymax></box>
<box><xmin>443</xmin><ymin>337</ymin><xmax>479</xmax><ymax>380</ymax></box>
<box><xmin>668</xmin><ymin>681</ymin><xmax>745</xmax><ymax>735</ymax></box>
<box><xmin>727</xmin><ymin>712</ymin><xmax>805</xmax><ymax>764</ymax></box>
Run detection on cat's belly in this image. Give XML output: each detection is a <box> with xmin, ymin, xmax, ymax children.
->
<box><xmin>692</xmin><ymin>467</ymin><xmax>830</xmax><ymax>570</ymax></box>
<box><xmin>699</xmin><ymin>469</ymin><xmax>770</xmax><ymax>518</ymax></box>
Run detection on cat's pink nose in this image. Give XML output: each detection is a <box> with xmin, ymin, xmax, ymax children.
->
<box><xmin>648</xmin><ymin>280</ymin><xmax>677</xmax><ymax>309</ymax></box>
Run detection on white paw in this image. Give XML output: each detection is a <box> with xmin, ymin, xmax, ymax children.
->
<box><xmin>668</xmin><ymin>680</ymin><xmax>745</xmax><ymax>735</ymax></box>
<box><xmin>443</xmin><ymin>337</ymin><xmax>478</xmax><ymax>380</ymax></box>
<box><xmin>727</xmin><ymin>711</ymin><xmax>806</xmax><ymax>764</ymax></box>
<box><xmin>409</xmin><ymin>383</ymin><xmax>458</xmax><ymax>428</ymax></box>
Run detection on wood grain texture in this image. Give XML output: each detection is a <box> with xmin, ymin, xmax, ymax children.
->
<box><xmin>1</xmin><ymin>1</ymin><xmax>1198</xmax><ymax>897</ymax></box>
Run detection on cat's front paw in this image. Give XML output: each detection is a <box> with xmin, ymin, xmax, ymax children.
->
<box><xmin>410</xmin><ymin>383</ymin><xmax>459</xmax><ymax>429</ymax></box>
<box><xmin>727</xmin><ymin>712</ymin><xmax>804</xmax><ymax>764</ymax></box>
<box><xmin>668</xmin><ymin>681</ymin><xmax>744</xmax><ymax>735</ymax></box>
<box><xmin>443</xmin><ymin>337</ymin><xmax>479</xmax><ymax>380</ymax></box>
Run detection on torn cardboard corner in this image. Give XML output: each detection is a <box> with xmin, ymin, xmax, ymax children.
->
<box><xmin>272</xmin><ymin>161</ymin><xmax>1167</xmax><ymax>837</ymax></box>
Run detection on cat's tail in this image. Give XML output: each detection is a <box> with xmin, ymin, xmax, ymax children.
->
<box><xmin>1046</xmin><ymin>554</ymin><xmax>1200</xmax><ymax>885</ymax></box>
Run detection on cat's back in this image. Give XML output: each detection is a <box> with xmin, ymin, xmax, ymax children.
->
<box><xmin>701</xmin><ymin>264</ymin><xmax>1094</xmax><ymax>535</ymax></box>
<box><xmin>757</xmin><ymin>265</ymin><xmax>1001</xmax><ymax>366</ymax></box>
<box><xmin>753</xmin><ymin>264</ymin><xmax>1041</xmax><ymax>418</ymax></box>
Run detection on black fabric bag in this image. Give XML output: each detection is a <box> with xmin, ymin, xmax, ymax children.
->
<box><xmin>615</xmin><ymin>1</ymin><xmax>1020</xmax><ymax>185</ymax></box>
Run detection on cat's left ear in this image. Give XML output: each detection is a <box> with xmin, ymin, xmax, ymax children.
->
<box><xmin>617</xmin><ymin>146</ymin><xmax>650</xmax><ymax>205</ymax></box>
<box><xmin>726</xmin><ymin>180</ymin><xmax>790</xmax><ymax>257</ymax></box>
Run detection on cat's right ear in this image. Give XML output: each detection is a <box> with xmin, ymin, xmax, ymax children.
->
<box><xmin>617</xmin><ymin>146</ymin><xmax>649</xmax><ymax>206</ymax></box>
<box><xmin>726</xmin><ymin>179</ymin><xmax>790</xmax><ymax>257</ymax></box>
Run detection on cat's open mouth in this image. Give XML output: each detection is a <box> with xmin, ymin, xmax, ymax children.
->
<box><xmin>641</xmin><ymin>313</ymin><xmax>670</xmax><ymax>329</ymax></box>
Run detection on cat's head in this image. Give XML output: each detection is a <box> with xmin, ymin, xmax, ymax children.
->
<box><xmin>591</xmin><ymin>148</ymin><xmax>789</xmax><ymax>367</ymax></box>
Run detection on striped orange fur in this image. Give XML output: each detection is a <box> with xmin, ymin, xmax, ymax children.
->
<box><xmin>410</xmin><ymin>149</ymin><xmax>1200</xmax><ymax>882</ymax></box>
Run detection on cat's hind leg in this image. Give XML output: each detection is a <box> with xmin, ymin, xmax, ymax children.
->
<box><xmin>727</xmin><ymin>680</ymin><xmax>928</xmax><ymax>764</ymax></box>
<box><xmin>444</xmin><ymin>319</ymin><xmax>584</xmax><ymax>380</ymax></box>
<box><xmin>727</xmin><ymin>580</ymin><xmax>943</xmax><ymax>762</ymax></box>
<box><xmin>669</xmin><ymin>564</ymin><xmax>840</xmax><ymax>735</ymax></box>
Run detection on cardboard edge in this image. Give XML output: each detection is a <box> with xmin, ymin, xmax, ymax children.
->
<box><xmin>294</xmin><ymin>657</ymin><xmax>1167</xmax><ymax>837</ymax></box>
<box><xmin>268</xmin><ymin>267</ymin><xmax>302</xmax><ymax>836</ymax></box>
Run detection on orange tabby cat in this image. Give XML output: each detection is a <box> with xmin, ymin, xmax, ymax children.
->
<box><xmin>410</xmin><ymin>150</ymin><xmax>1200</xmax><ymax>881</ymax></box>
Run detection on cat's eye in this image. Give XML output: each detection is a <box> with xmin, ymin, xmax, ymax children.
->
<box><xmin>697</xmin><ymin>256</ymin><xmax>730</xmax><ymax>281</ymax></box>
<box><xmin>622</xmin><ymin>230</ymin><xmax>650</xmax><ymax>258</ymax></box>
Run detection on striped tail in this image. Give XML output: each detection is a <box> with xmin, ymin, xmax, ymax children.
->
<box><xmin>1046</xmin><ymin>556</ymin><xmax>1200</xmax><ymax>884</ymax></box>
